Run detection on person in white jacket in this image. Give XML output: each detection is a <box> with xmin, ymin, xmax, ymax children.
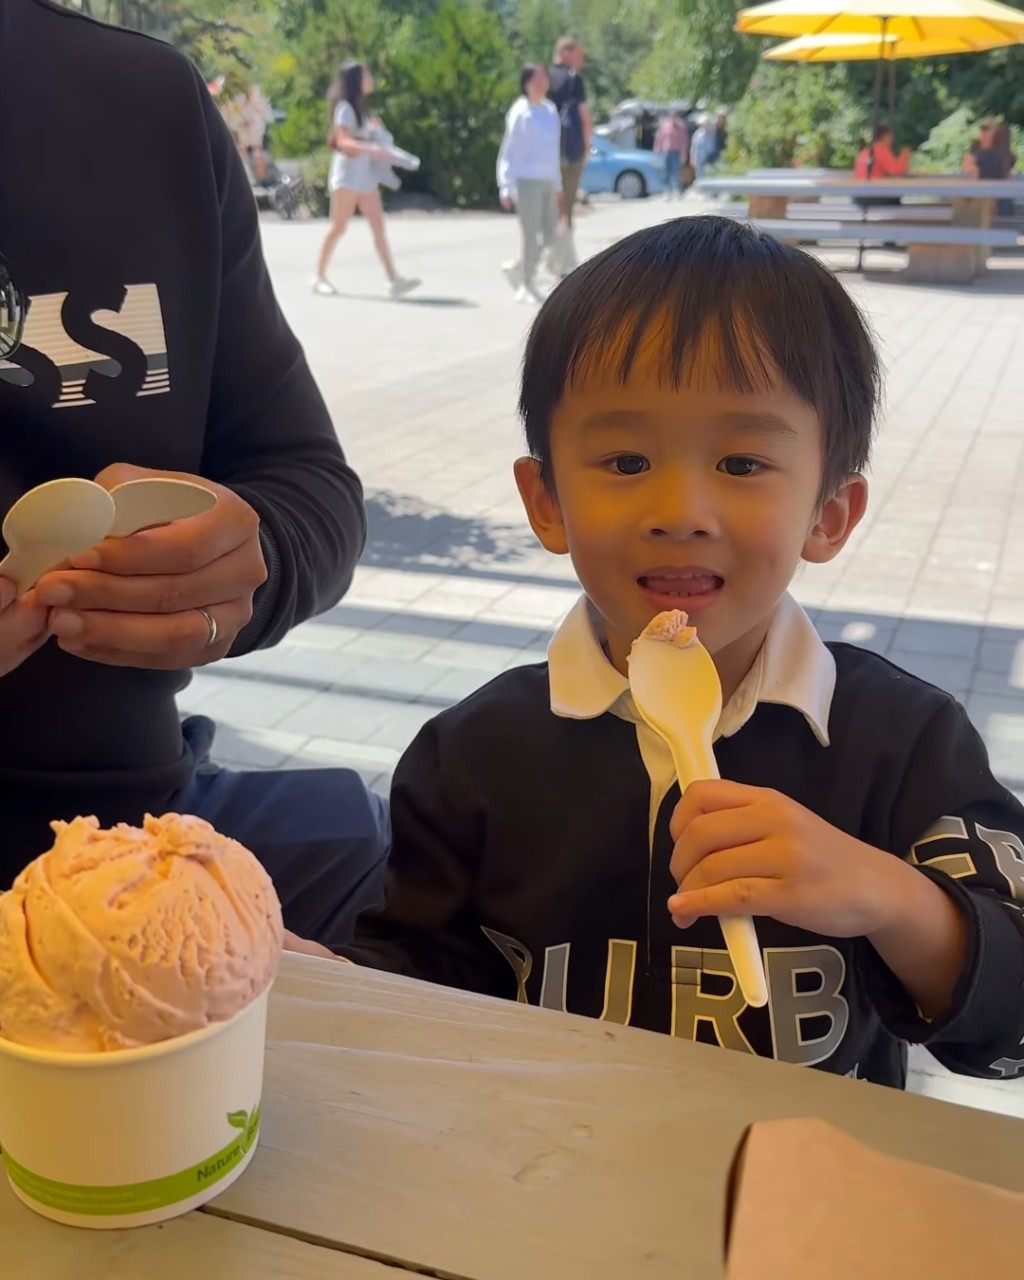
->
<box><xmin>497</xmin><ymin>64</ymin><xmax>563</xmax><ymax>303</ymax></box>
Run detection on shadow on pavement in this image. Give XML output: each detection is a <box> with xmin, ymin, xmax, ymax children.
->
<box><xmin>321</xmin><ymin>292</ymin><xmax>478</xmax><ymax>308</ymax></box>
<box><xmin>363</xmin><ymin>489</ymin><xmax>539</xmax><ymax>571</ymax></box>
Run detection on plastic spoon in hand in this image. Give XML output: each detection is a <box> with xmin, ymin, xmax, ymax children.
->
<box><xmin>0</xmin><ymin>479</ymin><xmax>116</xmax><ymax>596</ymax></box>
<box><xmin>629</xmin><ymin>611</ymin><xmax>769</xmax><ymax>1008</ymax></box>
<box><xmin>0</xmin><ymin>477</ymin><xmax>217</xmax><ymax>594</ymax></box>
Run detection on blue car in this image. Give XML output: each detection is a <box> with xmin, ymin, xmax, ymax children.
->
<box><xmin>581</xmin><ymin>137</ymin><xmax>667</xmax><ymax>199</ymax></box>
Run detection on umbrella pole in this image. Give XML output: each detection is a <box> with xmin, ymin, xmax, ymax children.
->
<box><xmin>867</xmin><ymin>16</ymin><xmax>889</xmax><ymax>181</ymax></box>
<box><xmin>889</xmin><ymin>57</ymin><xmax>896</xmax><ymax>125</ymax></box>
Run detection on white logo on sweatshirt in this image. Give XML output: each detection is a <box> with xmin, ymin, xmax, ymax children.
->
<box><xmin>0</xmin><ymin>283</ymin><xmax>169</xmax><ymax>408</ymax></box>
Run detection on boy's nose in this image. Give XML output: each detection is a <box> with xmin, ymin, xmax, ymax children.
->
<box><xmin>645</xmin><ymin>473</ymin><xmax>718</xmax><ymax>540</ymax></box>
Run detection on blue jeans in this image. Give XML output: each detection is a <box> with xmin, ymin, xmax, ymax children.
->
<box><xmin>175</xmin><ymin>716</ymin><xmax>389</xmax><ymax>948</ymax></box>
<box><xmin>663</xmin><ymin>150</ymin><xmax>681</xmax><ymax>194</ymax></box>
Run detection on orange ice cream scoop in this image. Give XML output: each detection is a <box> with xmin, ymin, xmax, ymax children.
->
<box><xmin>0</xmin><ymin>813</ymin><xmax>283</xmax><ymax>1052</ymax></box>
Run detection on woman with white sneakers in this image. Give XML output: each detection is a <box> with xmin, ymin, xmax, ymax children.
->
<box><xmin>497</xmin><ymin>64</ymin><xmax>563</xmax><ymax>304</ymax></box>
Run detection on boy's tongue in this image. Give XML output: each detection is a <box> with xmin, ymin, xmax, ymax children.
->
<box><xmin>641</xmin><ymin>572</ymin><xmax>721</xmax><ymax>598</ymax></box>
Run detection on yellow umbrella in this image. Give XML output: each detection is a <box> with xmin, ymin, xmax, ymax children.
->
<box><xmin>736</xmin><ymin>0</ymin><xmax>1024</xmax><ymax>43</ymax></box>
<box><xmin>762</xmin><ymin>30</ymin><xmax>1014</xmax><ymax>57</ymax></box>
<box><xmin>740</xmin><ymin>0</ymin><xmax>1024</xmax><ymax>145</ymax></box>
<box><xmin>761</xmin><ymin>29</ymin><xmax>1014</xmax><ymax>114</ymax></box>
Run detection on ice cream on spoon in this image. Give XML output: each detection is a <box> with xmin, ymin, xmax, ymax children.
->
<box><xmin>628</xmin><ymin>609</ymin><xmax>769</xmax><ymax>1008</ymax></box>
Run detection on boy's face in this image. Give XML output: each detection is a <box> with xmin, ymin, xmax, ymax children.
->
<box><xmin>515</xmin><ymin>366</ymin><xmax>867</xmax><ymax>697</ymax></box>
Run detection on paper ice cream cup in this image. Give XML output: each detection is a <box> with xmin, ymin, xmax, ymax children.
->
<box><xmin>0</xmin><ymin>987</ymin><xmax>269</xmax><ymax>1229</ymax></box>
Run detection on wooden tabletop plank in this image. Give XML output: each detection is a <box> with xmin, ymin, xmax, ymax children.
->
<box><xmin>0</xmin><ymin>1177</ymin><xmax>400</xmax><ymax>1279</ymax></box>
<box><xmin>209</xmin><ymin>956</ymin><xmax>1024</xmax><ymax>1280</ymax></box>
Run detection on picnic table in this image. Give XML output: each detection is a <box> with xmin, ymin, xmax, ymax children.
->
<box><xmin>697</xmin><ymin>172</ymin><xmax>1024</xmax><ymax>282</ymax></box>
<box><xmin>7</xmin><ymin>954</ymin><xmax>1024</xmax><ymax>1278</ymax></box>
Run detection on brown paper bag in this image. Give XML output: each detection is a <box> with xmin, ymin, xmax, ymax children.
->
<box><xmin>726</xmin><ymin>1117</ymin><xmax>1020</xmax><ymax>1279</ymax></box>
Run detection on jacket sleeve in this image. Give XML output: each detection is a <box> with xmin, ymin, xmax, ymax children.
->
<box><xmin>339</xmin><ymin>718</ymin><xmax>511</xmax><ymax>998</ymax></box>
<box><xmin>496</xmin><ymin>103</ymin><xmax>521</xmax><ymax>198</ymax></box>
<box><xmin>859</xmin><ymin>698</ymin><xmax>1024</xmax><ymax>1078</ymax></box>
<box><xmin>194</xmin><ymin>69</ymin><xmax>366</xmax><ymax>652</ymax></box>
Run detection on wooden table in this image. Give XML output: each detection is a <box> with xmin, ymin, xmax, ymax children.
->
<box><xmin>7</xmin><ymin>954</ymin><xmax>1024</xmax><ymax>1278</ymax></box>
<box><xmin>697</xmin><ymin>173</ymin><xmax>1024</xmax><ymax>282</ymax></box>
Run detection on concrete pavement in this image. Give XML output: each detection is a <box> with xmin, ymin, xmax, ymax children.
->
<box><xmin>179</xmin><ymin>194</ymin><xmax>1024</xmax><ymax>1117</ymax></box>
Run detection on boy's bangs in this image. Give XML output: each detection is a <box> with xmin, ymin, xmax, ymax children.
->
<box><xmin>565</xmin><ymin>295</ymin><xmax>781</xmax><ymax>401</ymax></box>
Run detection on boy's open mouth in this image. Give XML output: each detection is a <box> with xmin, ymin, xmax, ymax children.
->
<box><xmin>638</xmin><ymin>569</ymin><xmax>724</xmax><ymax>611</ymax></box>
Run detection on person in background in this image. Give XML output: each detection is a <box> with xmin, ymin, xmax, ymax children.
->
<box><xmin>1</xmin><ymin>0</ymin><xmax>388</xmax><ymax>948</ymax></box>
<box><xmin>313</xmin><ymin>61</ymin><xmax>419</xmax><ymax>299</ymax></box>
<box><xmin>239</xmin><ymin>84</ymin><xmax>273</xmax><ymax>184</ymax></box>
<box><xmin>690</xmin><ymin>116</ymin><xmax>716</xmax><ymax>180</ymax></box>
<box><xmin>547</xmin><ymin>36</ymin><xmax>592</xmax><ymax>231</ymax></box>
<box><xmin>711</xmin><ymin>108</ymin><xmax>729</xmax><ymax>164</ymax></box>
<box><xmin>854</xmin><ymin>123</ymin><xmax>910</xmax><ymax>180</ymax></box>
<box><xmin>654</xmin><ymin>112</ymin><xmax>690</xmax><ymax>199</ymax></box>
<box><xmin>497</xmin><ymin>64</ymin><xmax>562</xmax><ymax>305</ymax></box>
<box><xmin>991</xmin><ymin>122</ymin><xmax>1017</xmax><ymax>217</ymax></box>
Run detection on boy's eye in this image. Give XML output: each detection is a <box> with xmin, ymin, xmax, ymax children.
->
<box><xmin>610</xmin><ymin>454</ymin><xmax>649</xmax><ymax>475</ymax></box>
<box><xmin>718</xmin><ymin>456</ymin><xmax>764</xmax><ymax>477</ymax></box>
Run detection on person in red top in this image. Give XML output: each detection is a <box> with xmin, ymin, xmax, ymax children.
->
<box><xmin>653</xmin><ymin>112</ymin><xmax>690</xmax><ymax>199</ymax></box>
<box><xmin>854</xmin><ymin>123</ymin><xmax>911</xmax><ymax>180</ymax></box>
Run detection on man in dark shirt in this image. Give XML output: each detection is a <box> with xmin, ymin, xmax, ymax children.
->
<box><xmin>547</xmin><ymin>36</ymin><xmax>592</xmax><ymax>230</ymax></box>
<box><xmin>0</xmin><ymin>0</ymin><xmax>386</xmax><ymax>945</ymax></box>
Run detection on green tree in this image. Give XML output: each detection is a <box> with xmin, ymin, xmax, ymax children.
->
<box><xmin>726</xmin><ymin>62</ymin><xmax>868</xmax><ymax>169</ymax></box>
<box><xmin>634</xmin><ymin>0</ymin><xmax>762</xmax><ymax>108</ymax></box>
<box><xmin>387</xmin><ymin>0</ymin><xmax>517</xmax><ymax>207</ymax></box>
<box><xmin>58</xmin><ymin>0</ymin><xmax>271</xmax><ymax>75</ymax></box>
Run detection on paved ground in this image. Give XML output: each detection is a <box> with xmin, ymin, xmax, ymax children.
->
<box><xmin>180</xmin><ymin>194</ymin><xmax>1024</xmax><ymax>1118</ymax></box>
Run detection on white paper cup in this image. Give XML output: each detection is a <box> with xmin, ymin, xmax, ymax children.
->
<box><xmin>0</xmin><ymin>987</ymin><xmax>269</xmax><ymax>1229</ymax></box>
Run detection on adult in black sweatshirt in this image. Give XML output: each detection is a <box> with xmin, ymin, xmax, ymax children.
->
<box><xmin>0</xmin><ymin>0</ymin><xmax>385</xmax><ymax>944</ymax></box>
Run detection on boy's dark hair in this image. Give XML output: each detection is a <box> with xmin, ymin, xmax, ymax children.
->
<box><xmin>518</xmin><ymin>216</ymin><xmax>880</xmax><ymax>503</ymax></box>
<box><xmin>872</xmin><ymin>121</ymin><xmax>893</xmax><ymax>142</ymax></box>
<box><xmin>520</xmin><ymin>63</ymin><xmax>542</xmax><ymax>95</ymax></box>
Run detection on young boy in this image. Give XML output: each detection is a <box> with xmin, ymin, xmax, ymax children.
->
<box><xmin>324</xmin><ymin>216</ymin><xmax>1024</xmax><ymax>1089</ymax></box>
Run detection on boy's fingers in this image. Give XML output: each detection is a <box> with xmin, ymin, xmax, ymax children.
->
<box><xmin>668</xmin><ymin>809</ymin><xmax>768</xmax><ymax>885</ymax></box>
<box><xmin>669</xmin><ymin>778</ymin><xmax>763</xmax><ymax>842</ymax></box>
<box><xmin>668</xmin><ymin>876</ymin><xmax>778</xmax><ymax>923</ymax></box>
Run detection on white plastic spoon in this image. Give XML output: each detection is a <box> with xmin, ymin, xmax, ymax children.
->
<box><xmin>109</xmin><ymin>478</ymin><xmax>216</xmax><ymax>538</ymax></box>
<box><xmin>0</xmin><ymin>479</ymin><xmax>116</xmax><ymax>595</ymax></box>
<box><xmin>0</xmin><ymin>477</ymin><xmax>218</xmax><ymax>594</ymax></box>
<box><xmin>629</xmin><ymin>611</ymin><xmax>769</xmax><ymax>1009</ymax></box>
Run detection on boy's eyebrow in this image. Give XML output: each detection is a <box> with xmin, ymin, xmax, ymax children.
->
<box><xmin>578</xmin><ymin>409</ymin><xmax>651</xmax><ymax>430</ymax></box>
<box><xmin>577</xmin><ymin>409</ymin><xmax>802</xmax><ymax>438</ymax></box>
<box><xmin>720</xmin><ymin>411</ymin><xmax>801</xmax><ymax>439</ymax></box>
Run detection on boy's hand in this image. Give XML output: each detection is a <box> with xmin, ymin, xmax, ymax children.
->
<box><xmin>668</xmin><ymin>780</ymin><xmax>897</xmax><ymax>938</ymax></box>
<box><xmin>283</xmin><ymin>929</ymin><xmax>348</xmax><ymax>961</ymax></box>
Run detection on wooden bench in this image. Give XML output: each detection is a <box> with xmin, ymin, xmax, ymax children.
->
<box><xmin>749</xmin><ymin>217</ymin><xmax>1020</xmax><ymax>283</ymax></box>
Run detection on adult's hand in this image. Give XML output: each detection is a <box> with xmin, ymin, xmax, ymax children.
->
<box><xmin>32</xmin><ymin>463</ymin><xmax>267</xmax><ymax>670</ymax></box>
<box><xmin>0</xmin><ymin>578</ymin><xmax>50</xmax><ymax>676</ymax></box>
<box><xmin>500</xmin><ymin>193</ymin><xmax>514</xmax><ymax>212</ymax></box>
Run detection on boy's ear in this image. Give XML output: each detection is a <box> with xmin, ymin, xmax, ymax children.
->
<box><xmin>802</xmin><ymin>474</ymin><xmax>868</xmax><ymax>565</ymax></box>
<box><xmin>513</xmin><ymin>457</ymin><xmax>569</xmax><ymax>555</ymax></box>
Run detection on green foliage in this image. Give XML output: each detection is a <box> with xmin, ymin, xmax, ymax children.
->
<box><xmin>634</xmin><ymin>0</ymin><xmax>761</xmax><ymax>108</ymax></box>
<box><xmin>386</xmin><ymin>0</ymin><xmax>517</xmax><ymax>208</ymax></box>
<box><xmin>726</xmin><ymin>63</ymin><xmax>868</xmax><ymax>170</ymax></box>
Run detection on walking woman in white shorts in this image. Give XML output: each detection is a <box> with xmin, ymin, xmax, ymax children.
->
<box><xmin>313</xmin><ymin>62</ymin><xmax>419</xmax><ymax>299</ymax></box>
